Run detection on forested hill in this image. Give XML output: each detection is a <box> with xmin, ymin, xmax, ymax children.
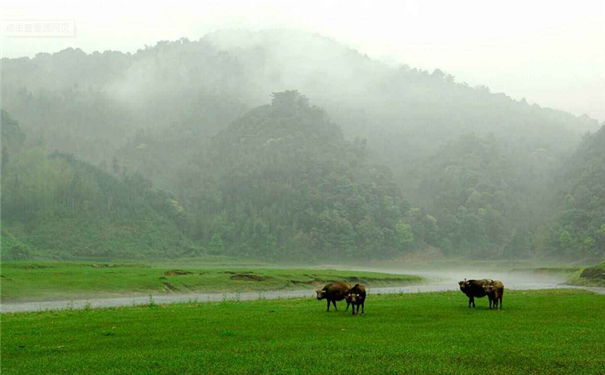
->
<box><xmin>543</xmin><ymin>125</ymin><xmax>605</xmax><ymax>260</ymax></box>
<box><xmin>181</xmin><ymin>91</ymin><xmax>427</xmax><ymax>260</ymax></box>
<box><xmin>406</xmin><ymin>132</ymin><xmax>561</xmax><ymax>258</ymax></box>
<box><xmin>1</xmin><ymin>30</ymin><xmax>603</xmax><ymax>261</ymax></box>
<box><xmin>1</xmin><ymin>31</ymin><xmax>597</xmax><ymax>190</ymax></box>
<box><xmin>0</xmin><ymin>96</ymin><xmax>436</xmax><ymax>261</ymax></box>
<box><xmin>0</xmin><ymin>110</ymin><xmax>195</xmax><ymax>260</ymax></box>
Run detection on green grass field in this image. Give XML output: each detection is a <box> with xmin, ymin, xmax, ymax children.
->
<box><xmin>0</xmin><ymin>262</ymin><xmax>422</xmax><ymax>302</ymax></box>
<box><xmin>2</xmin><ymin>289</ymin><xmax>603</xmax><ymax>375</ymax></box>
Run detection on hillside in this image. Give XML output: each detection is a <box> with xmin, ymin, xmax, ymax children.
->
<box><xmin>1</xmin><ymin>30</ymin><xmax>602</xmax><ymax>261</ymax></box>
<box><xmin>1</xmin><ymin>31</ymin><xmax>597</xmax><ymax>189</ymax></box>
<box><xmin>0</xmin><ymin>111</ymin><xmax>195</xmax><ymax>260</ymax></box>
<box><xmin>544</xmin><ymin>125</ymin><xmax>605</xmax><ymax>260</ymax></box>
<box><xmin>183</xmin><ymin>91</ymin><xmax>429</xmax><ymax>260</ymax></box>
<box><xmin>406</xmin><ymin>132</ymin><xmax>562</xmax><ymax>258</ymax></box>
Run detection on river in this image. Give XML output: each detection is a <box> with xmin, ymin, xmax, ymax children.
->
<box><xmin>2</xmin><ymin>269</ymin><xmax>603</xmax><ymax>313</ymax></box>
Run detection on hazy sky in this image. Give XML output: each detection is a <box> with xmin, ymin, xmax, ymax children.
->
<box><xmin>2</xmin><ymin>0</ymin><xmax>604</xmax><ymax>122</ymax></box>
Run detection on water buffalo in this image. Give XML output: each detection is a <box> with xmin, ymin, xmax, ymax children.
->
<box><xmin>316</xmin><ymin>282</ymin><xmax>352</xmax><ymax>312</ymax></box>
<box><xmin>345</xmin><ymin>284</ymin><xmax>366</xmax><ymax>315</ymax></box>
<box><xmin>458</xmin><ymin>279</ymin><xmax>492</xmax><ymax>308</ymax></box>
<box><xmin>483</xmin><ymin>280</ymin><xmax>504</xmax><ymax>310</ymax></box>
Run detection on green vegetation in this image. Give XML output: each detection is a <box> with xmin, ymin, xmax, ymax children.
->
<box><xmin>567</xmin><ymin>262</ymin><xmax>605</xmax><ymax>287</ymax></box>
<box><xmin>513</xmin><ymin>266</ymin><xmax>582</xmax><ymax>276</ymax></box>
<box><xmin>187</xmin><ymin>91</ymin><xmax>418</xmax><ymax>260</ymax></box>
<box><xmin>407</xmin><ymin>133</ymin><xmax>561</xmax><ymax>258</ymax></box>
<box><xmin>2</xmin><ymin>33</ymin><xmax>596</xmax><ymax>177</ymax></box>
<box><xmin>0</xmin><ymin>110</ymin><xmax>195</xmax><ymax>260</ymax></box>
<box><xmin>1</xmin><ymin>31</ymin><xmax>604</xmax><ymax>262</ymax></box>
<box><xmin>410</xmin><ymin>124</ymin><xmax>605</xmax><ymax>260</ymax></box>
<box><xmin>544</xmin><ymin>127</ymin><xmax>605</xmax><ymax>260</ymax></box>
<box><xmin>2</xmin><ymin>289</ymin><xmax>603</xmax><ymax>375</ymax></box>
<box><xmin>0</xmin><ymin>262</ymin><xmax>422</xmax><ymax>302</ymax></box>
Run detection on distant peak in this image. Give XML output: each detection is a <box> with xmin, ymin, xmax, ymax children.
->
<box><xmin>270</xmin><ymin>90</ymin><xmax>309</xmax><ymax>108</ymax></box>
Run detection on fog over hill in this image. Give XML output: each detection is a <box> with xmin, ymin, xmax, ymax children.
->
<box><xmin>1</xmin><ymin>30</ymin><xmax>603</xmax><ymax>262</ymax></box>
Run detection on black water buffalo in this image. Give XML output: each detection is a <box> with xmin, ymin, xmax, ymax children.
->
<box><xmin>345</xmin><ymin>283</ymin><xmax>366</xmax><ymax>315</ymax></box>
<box><xmin>316</xmin><ymin>282</ymin><xmax>352</xmax><ymax>311</ymax></box>
<box><xmin>483</xmin><ymin>280</ymin><xmax>504</xmax><ymax>310</ymax></box>
<box><xmin>458</xmin><ymin>279</ymin><xmax>492</xmax><ymax>308</ymax></box>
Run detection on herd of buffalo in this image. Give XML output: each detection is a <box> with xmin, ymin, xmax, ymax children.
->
<box><xmin>316</xmin><ymin>279</ymin><xmax>505</xmax><ymax>314</ymax></box>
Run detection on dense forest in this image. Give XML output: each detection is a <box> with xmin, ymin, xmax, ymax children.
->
<box><xmin>545</xmin><ymin>127</ymin><xmax>605</xmax><ymax>258</ymax></box>
<box><xmin>180</xmin><ymin>91</ymin><xmax>423</xmax><ymax>260</ymax></box>
<box><xmin>0</xmin><ymin>111</ymin><xmax>194</xmax><ymax>260</ymax></box>
<box><xmin>1</xmin><ymin>30</ymin><xmax>603</xmax><ymax>262</ymax></box>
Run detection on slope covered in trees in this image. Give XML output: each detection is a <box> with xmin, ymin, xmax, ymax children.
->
<box><xmin>1</xmin><ymin>31</ymin><xmax>597</xmax><ymax>191</ymax></box>
<box><xmin>406</xmin><ymin>132</ymin><xmax>562</xmax><ymax>258</ymax></box>
<box><xmin>1</xmin><ymin>30</ymin><xmax>603</xmax><ymax>261</ymax></box>
<box><xmin>542</xmin><ymin>126</ymin><xmax>605</xmax><ymax>260</ymax></box>
<box><xmin>181</xmin><ymin>91</ymin><xmax>428</xmax><ymax>260</ymax></box>
<box><xmin>0</xmin><ymin>111</ymin><xmax>195</xmax><ymax>260</ymax></box>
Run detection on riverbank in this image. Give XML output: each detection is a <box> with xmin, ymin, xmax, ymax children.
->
<box><xmin>0</xmin><ymin>261</ymin><xmax>422</xmax><ymax>303</ymax></box>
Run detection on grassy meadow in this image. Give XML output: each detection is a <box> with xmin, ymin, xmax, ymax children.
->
<box><xmin>0</xmin><ymin>261</ymin><xmax>422</xmax><ymax>302</ymax></box>
<box><xmin>2</xmin><ymin>289</ymin><xmax>604</xmax><ymax>375</ymax></box>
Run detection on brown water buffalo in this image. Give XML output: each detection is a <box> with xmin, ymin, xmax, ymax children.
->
<box><xmin>483</xmin><ymin>280</ymin><xmax>504</xmax><ymax>310</ymax></box>
<box><xmin>316</xmin><ymin>282</ymin><xmax>352</xmax><ymax>312</ymax></box>
<box><xmin>345</xmin><ymin>284</ymin><xmax>366</xmax><ymax>315</ymax></box>
<box><xmin>458</xmin><ymin>279</ymin><xmax>492</xmax><ymax>308</ymax></box>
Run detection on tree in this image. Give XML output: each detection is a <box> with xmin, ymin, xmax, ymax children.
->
<box><xmin>208</xmin><ymin>233</ymin><xmax>224</xmax><ymax>255</ymax></box>
<box><xmin>395</xmin><ymin>220</ymin><xmax>414</xmax><ymax>251</ymax></box>
<box><xmin>315</xmin><ymin>210</ymin><xmax>356</xmax><ymax>256</ymax></box>
<box><xmin>356</xmin><ymin>215</ymin><xmax>384</xmax><ymax>255</ymax></box>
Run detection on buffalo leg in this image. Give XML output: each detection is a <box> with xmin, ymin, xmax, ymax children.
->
<box><xmin>332</xmin><ymin>300</ymin><xmax>338</xmax><ymax>311</ymax></box>
<box><xmin>499</xmin><ymin>296</ymin><xmax>503</xmax><ymax>310</ymax></box>
<box><xmin>326</xmin><ymin>299</ymin><xmax>330</xmax><ymax>311</ymax></box>
<box><xmin>361</xmin><ymin>302</ymin><xmax>365</xmax><ymax>314</ymax></box>
<box><xmin>345</xmin><ymin>301</ymin><xmax>350</xmax><ymax>311</ymax></box>
<box><xmin>352</xmin><ymin>303</ymin><xmax>355</xmax><ymax>315</ymax></box>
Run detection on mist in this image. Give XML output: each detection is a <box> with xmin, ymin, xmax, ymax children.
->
<box><xmin>2</xmin><ymin>3</ymin><xmax>605</xmax><ymax>373</ymax></box>
<box><xmin>3</xmin><ymin>1</ymin><xmax>604</xmax><ymax>121</ymax></box>
<box><xmin>2</xmin><ymin>0</ymin><xmax>605</xmax><ymax>265</ymax></box>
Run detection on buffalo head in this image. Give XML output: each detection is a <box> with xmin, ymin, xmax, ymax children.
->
<box><xmin>315</xmin><ymin>290</ymin><xmax>326</xmax><ymax>300</ymax></box>
<box><xmin>458</xmin><ymin>279</ymin><xmax>469</xmax><ymax>291</ymax></box>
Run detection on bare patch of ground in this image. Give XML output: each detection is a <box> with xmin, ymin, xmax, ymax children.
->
<box><xmin>164</xmin><ymin>270</ymin><xmax>194</xmax><ymax>276</ymax></box>
<box><xmin>230</xmin><ymin>274</ymin><xmax>271</xmax><ymax>282</ymax></box>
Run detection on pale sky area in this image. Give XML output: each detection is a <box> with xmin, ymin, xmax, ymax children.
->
<box><xmin>2</xmin><ymin>0</ymin><xmax>604</xmax><ymax>122</ymax></box>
